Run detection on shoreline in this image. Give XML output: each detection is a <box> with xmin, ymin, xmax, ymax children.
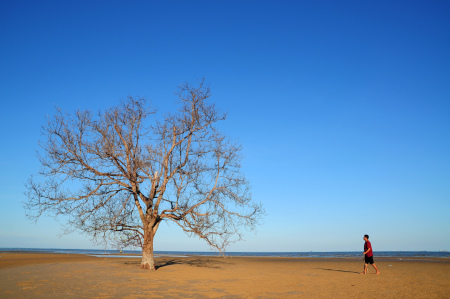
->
<box><xmin>1</xmin><ymin>250</ymin><xmax>449</xmax><ymax>262</ymax></box>
<box><xmin>1</xmin><ymin>249</ymin><xmax>448</xmax><ymax>258</ymax></box>
<box><xmin>1</xmin><ymin>252</ymin><xmax>449</xmax><ymax>298</ymax></box>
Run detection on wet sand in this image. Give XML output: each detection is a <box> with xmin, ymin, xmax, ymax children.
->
<box><xmin>0</xmin><ymin>252</ymin><xmax>449</xmax><ymax>298</ymax></box>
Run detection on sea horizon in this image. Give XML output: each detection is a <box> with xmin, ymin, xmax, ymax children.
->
<box><xmin>1</xmin><ymin>247</ymin><xmax>449</xmax><ymax>259</ymax></box>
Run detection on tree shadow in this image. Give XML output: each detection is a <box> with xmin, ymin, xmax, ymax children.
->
<box><xmin>156</xmin><ymin>258</ymin><xmax>227</xmax><ymax>270</ymax></box>
<box><xmin>313</xmin><ymin>267</ymin><xmax>360</xmax><ymax>274</ymax></box>
<box><xmin>124</xmin><ymin>258</ymin><xmax>227</xmax><ymax>270</ymax></box>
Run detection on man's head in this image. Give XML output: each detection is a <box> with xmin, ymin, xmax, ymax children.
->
<box><xmin>364</xmin><ymin>234</ymin><xmax>369</xmax><ymax>241</ymax></box>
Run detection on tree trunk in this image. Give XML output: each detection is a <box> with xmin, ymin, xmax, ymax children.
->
<box><xmin>140</xmin><ymin>230</ymin><xmax>156</xmax><ymax>270</ymax></box>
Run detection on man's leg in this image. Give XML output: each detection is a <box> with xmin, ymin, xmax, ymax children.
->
<box><xmin>360</xmin><ymin>263</ymin><xmax>368</xmax><ymax>274</ymax></box>
<box><xmin>372</xmin><ymin>263</ymin><xmax>380</xmax><ymax>274</ymax></box>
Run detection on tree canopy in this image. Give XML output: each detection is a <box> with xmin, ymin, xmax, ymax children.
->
<box><xmin>25</xmin><ymin>80</ymin><xmax>264</xmax><ymax>269</ymax></box>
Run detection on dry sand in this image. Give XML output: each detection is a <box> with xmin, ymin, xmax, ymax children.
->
<box><xmin>0</xmin><ymin>252</ymin><xmax>449</xmax><ymax>298</ymax></box>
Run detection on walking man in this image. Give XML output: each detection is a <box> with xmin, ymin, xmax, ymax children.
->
<box><xmin>361</xmin><ymin>234</ymin><xmax>380</xmax><ymax>274</ymax></box>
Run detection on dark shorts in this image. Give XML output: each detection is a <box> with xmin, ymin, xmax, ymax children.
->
<box><xmin>365</xmin><ymin>255</ymin><xmax>374</xmax><ymax>264</ymax></box>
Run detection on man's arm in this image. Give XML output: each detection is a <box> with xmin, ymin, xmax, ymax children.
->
<box><xmin>363</xmin><ymin>248</ymin><xmax>371</xmax><ymax>255</ymax></box>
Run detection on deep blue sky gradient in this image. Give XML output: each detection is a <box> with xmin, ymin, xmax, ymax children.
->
<box><xmin>1</xmin><ymin>1</ymin><xmax>449</xmax><ymax>251</ymax></box>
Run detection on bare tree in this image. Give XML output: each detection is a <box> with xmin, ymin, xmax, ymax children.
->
<box><xmin>25</xmin><ymin>80</ymin><xmax>263</xmax><ymax>270</ymax></box>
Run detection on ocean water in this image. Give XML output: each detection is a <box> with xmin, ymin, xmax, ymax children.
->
<box><xmin>1</xmin><ymin>248</ymin><xmax>449</xmax><ymax>259</ymax></box>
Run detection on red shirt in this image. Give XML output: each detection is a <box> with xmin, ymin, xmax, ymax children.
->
<box><xmin>364</xmin><ymin>241</ymin><xmax>373</xmax><ymax>257</ymax></box>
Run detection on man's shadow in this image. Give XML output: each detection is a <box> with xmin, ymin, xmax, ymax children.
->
<box><xmin>313</xmin><ymin>267</ymin><xmax>360</xmax><ymax>274</ymax></box>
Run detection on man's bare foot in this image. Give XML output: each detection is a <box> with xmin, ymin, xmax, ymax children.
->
<box><xmin>375</xmin><ymin>272</ymin><xmax>380</xmax><ymax>274</ymax></box>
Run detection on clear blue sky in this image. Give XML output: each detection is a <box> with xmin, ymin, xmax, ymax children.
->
<box><xmin>1</xmin><ymin>1</ymin><xmax>449</xmax><ymax>252</ymax></box>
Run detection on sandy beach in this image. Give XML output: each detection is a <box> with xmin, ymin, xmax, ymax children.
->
<box><xmin>0</xmin><ymin>252</ymin><xmax>449</xmax><ymax>298</ymax></box>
